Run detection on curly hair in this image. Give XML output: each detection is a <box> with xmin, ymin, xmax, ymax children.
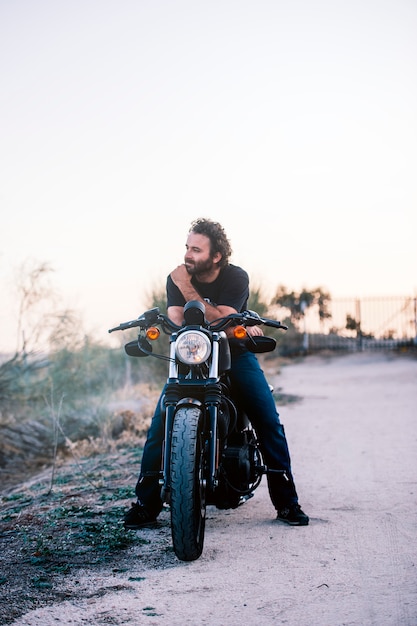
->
<box><xmin>189</xmin><ymin>218</ymin><xmax>232</xmax><ymax>268</ymax></box>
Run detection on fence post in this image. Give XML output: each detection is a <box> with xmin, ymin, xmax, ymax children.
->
<box><xmin>301</xmin><ymin>300</ymin><xmax>309</xmax><ymax>354</ymax></box>
<box><xmin>356</xmin><ymin>298</ymin><xmax>363</xmax><ymax>351</ymax></box>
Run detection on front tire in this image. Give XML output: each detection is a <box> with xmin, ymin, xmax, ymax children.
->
<box><xmin>170</xmin><ymin>406</ymin><xmax>207</xmax><ymax>561</ymax></box>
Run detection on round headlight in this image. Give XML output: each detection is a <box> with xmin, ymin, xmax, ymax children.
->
<box><xmin>175</xmin><ymin>330</ymin><xmax>211</xmax><ymax>365</ymax></box>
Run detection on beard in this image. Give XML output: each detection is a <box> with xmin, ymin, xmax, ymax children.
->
<box><xmin>184</xmin><ymin>257</ymin><xmax>215</xmax><ymax>277</ymax></box>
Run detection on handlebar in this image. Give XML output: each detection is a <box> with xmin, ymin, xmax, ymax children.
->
<box><xmin>108</xmin><ymin>308</ymin><xmax>180</xmax><ymax>334</ymax></box>
<box><xmin>108</xmin><ymin>319</ymin><xmax>143</xmax><ymax>333</ymax></box>
<box><xmin>108</xmin><ymin>306</ymin><xmax>287</xmax><ymax>334</ymax></box>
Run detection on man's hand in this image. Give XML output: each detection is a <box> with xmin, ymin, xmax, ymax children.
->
<box><xmin>246</xmin><ymin>325</ymin><xmax>264</xmax><ymax>337</ymax></box>
<box><xmin>170</xmin><ymin>264</ymin><xmax>190</xmax><ymax>286</ymax></box>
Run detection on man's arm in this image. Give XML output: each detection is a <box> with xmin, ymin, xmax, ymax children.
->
<box><xmin>167</xmin><ymin>264</ymin><xmax>263</xmax><ymax>337</ymax></box>
<box><xmin>168</xmin><ymin>264</ymin><xmax>237</xmax><ymax>323</ymax></box>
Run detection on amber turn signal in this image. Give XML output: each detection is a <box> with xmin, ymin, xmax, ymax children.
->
<box><xmin>146</xmin><ymin>327</ymin><xmax>160</xmax><ymax>340</ymax></box>
<box><xmin>233</xmin><ymin>325</ymin><xmax>247</xmax><ymax>339</ymax></box>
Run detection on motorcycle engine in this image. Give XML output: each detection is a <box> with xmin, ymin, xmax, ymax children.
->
<box><xmin>215</xmin><ymin>430</ymin><xmax>261</xmax><ymax>510</ymax></box>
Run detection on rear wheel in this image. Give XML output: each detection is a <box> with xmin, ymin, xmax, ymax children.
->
<box><xmin>170</xmin><ymin>406</ymin><xmax>207</xmax><ymax>561</ymax></box>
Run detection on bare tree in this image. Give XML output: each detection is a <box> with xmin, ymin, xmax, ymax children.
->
<box><xmin>14</xmin><ymin>260</ymin><xmax>57</xmax><ymax>356</ymax></box>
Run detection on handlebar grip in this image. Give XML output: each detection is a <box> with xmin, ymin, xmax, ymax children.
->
<box><xmin>108</xmin><ymin>319</ymin><xmax>142</xmax><ymax>333</ymax></box>
<box><xmin>264</xmin><ymin>319</ymin><xmax>288</xmax><ymax>331</ymax></box>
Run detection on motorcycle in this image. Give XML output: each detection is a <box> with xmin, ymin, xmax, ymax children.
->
<box><xmin>109</xmin><ymin>300</ymin><xmax>287</xmax><ymax>561</ymax></box>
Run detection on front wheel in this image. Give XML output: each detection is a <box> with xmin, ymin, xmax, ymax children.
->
<box><xmin>170</xmin><ymin>406</ymin><xmax>207</xmax><ymax>561</ymax></box>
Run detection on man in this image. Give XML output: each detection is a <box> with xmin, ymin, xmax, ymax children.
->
<box><xmin>124</xmin><ymin>218</ymin><xmax>309</xmax><ymax>527</ymax></box>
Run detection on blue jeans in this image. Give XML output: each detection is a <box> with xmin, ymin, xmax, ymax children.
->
<box><xmin>135</xmin><ymin>351</ymin><xmax>299</xmax><ymax>515</ymax></box>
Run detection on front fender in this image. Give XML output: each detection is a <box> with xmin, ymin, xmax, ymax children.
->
<box><xmin>175</xmin><ymin>397</ymin><xmax>203</xmax><ymax>411</ymax></box>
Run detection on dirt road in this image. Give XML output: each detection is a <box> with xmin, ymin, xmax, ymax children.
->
<box><xmin>7</xmin><ymin>352</ymin><xmax>417</xmax><ymax>625</ymax></box>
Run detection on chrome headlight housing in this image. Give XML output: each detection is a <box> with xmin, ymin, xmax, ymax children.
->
<box><xmin>175</xmin><ymin>330</ymin><xmax>211</xmax><ymax>365</ymax></box>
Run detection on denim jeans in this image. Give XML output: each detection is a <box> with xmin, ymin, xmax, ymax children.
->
<box><xmin>135</xmin><ymin>351</ymin><xmax>299</xmax><ymax>515</ymax></box>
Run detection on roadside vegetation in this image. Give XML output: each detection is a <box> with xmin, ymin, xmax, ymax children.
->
<box><xmin>0</xmin><ymin>261</ymin><xmax>329</xmax><ymax>485</ymax></box>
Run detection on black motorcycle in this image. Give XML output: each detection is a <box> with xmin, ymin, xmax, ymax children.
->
<box><xmin>109</xmin><ymin>300</ymin><xmax>287</xmax><ymax>561</ymax></box>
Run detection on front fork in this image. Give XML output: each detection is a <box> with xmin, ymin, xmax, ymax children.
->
<box><xmin>160</xmin><ymin>390</ymin><xmax>220</xmax><ymax>503</ymax></box>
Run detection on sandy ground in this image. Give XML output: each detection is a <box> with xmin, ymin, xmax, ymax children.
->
<box><xmin>7</xmin><ymin>351</ymin><xmax>417</xmax><ymax>625</ymax></box>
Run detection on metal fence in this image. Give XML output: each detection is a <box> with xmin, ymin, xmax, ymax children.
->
<box><xmin>275</xmin><ymin>296</ymin><xmax>417</xmax><ymax>354</ymax></box>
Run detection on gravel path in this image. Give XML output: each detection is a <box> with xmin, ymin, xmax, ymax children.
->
<box><xmin>9</xmin><ymin>352</ymin><xmax>417</xmax><ymax>626</ymax></box>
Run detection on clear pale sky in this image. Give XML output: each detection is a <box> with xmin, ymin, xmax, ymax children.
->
<box><xmin>1</xmin><ymin>0</ymin><xmax>416</xmax><ymax>352</ymax></box>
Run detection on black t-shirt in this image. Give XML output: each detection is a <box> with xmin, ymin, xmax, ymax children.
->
<box><xmin>166</xmin><ymin>264</ymin><xmax>249</xmax><ymax>312</ymax></box>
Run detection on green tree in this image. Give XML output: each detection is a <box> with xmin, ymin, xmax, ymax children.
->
<box><xmin>273</xmin><ymin>285</ymin><xmax>332</xmax><ymax>328</ymax></box>
<box><xmin>346</xmin><ymin>314</ymin><xmax>359</xmax><ymax>332</ymax></box>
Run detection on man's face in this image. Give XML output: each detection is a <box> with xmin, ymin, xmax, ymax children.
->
<box><xmin>184</xmin><ymin>232</ymin><xmax>219</xmax><ymax>276</ymax></box>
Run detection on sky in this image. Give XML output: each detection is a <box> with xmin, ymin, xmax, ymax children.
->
<box><xmin>1</xmin><ymin>0</ymin><xmax>416</xmax><ymax>352</ymax></box>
